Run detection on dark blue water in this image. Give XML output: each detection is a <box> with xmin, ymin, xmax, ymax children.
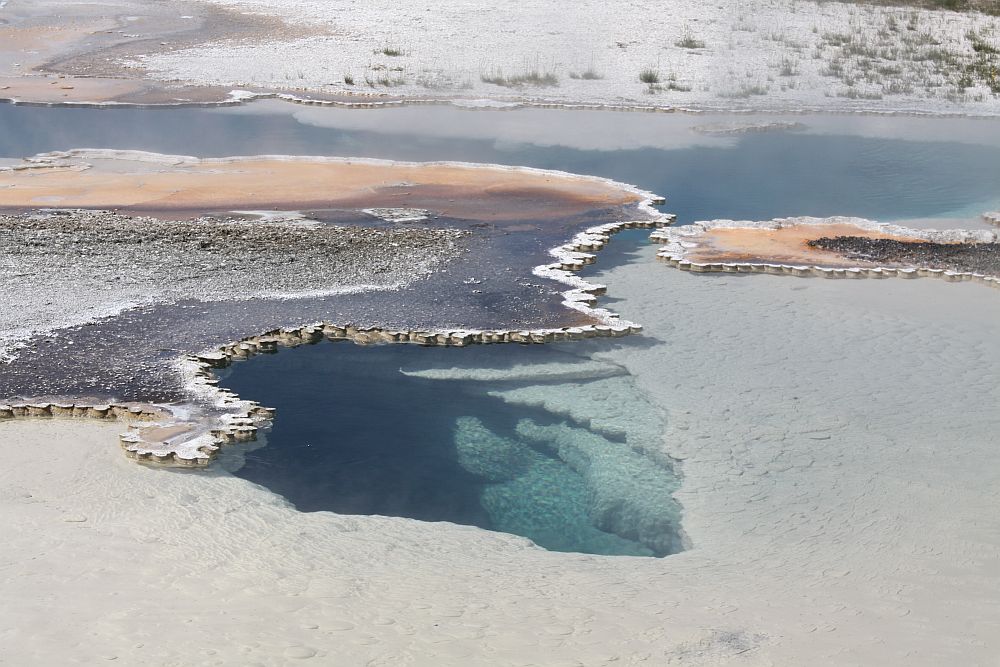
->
<box><xmin>219</xmin><ymin>340</ymin><xmax>681</xmax><ymax>557</ymax></box>
<box><xmin>2</xmin><ymin>103</ymin><xmax>1000</xmax><ymax>222</ymax></box>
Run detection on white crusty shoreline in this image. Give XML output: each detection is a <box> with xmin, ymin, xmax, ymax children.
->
<box><xmin>0</xmin><ymin>149</ymin><xmax>674</xmax><ymax>465</ymax></box>
<box><xmin>0</xmin><ymin>0</ymin><xmax>999</xmax><ymax>116</ymax></box>
<box><xmin>0</xmin><ymin>148</ymin><xmax>662</xmax><ymax>364</ymax></box>
<box><xmin>8</xmin><ymin>88</ymin><xmax>1000</xmax><ymax>120</ymax></box>
<box><xmin>138</xmin><ymin>209</ymin><xmax>675</xmax><ymax>466</ymax></box>
<box><xmin>119</xmin><ymin>0</ymin><xmax>1000</xmax><ymax>116</ymax></box>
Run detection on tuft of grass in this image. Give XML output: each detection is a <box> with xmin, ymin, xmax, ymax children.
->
<box><xmin>968</xmin><ymin>30</ymin><xmax>1000</xmax><ymax>54</ymax></box>
<box><xmin>780</xmin><ymin>58</ymin><xmax>800</xmax><ymax>76</ymax></box>
<box><xmin>856</xmin><ymin>0</ymin><xmax>1000</xmax><ymax>16</ymax></box>
<box><xmin>719</xmin><ymin>83</ymin><xmax>770</xmax><ymax>99</ymax></box>
<box><xmin>481</xmin><ymin>64</ymin><xmax>559</xmax><ymax>88</ymax></box>
<box><xmin>379</xmin><ymin>45</ymin><xmax>405</xmax><ymax>57</ymax></box>
<box><xmin>639</xmin><ymin>68</ymin><xmax>661</xmax><ymax>84</ymax></box>
<box><xmin>374</xmin><ymin>74</ymin><xmax>406</xmax><ymax>87</ymax></box>
<box><xmin>675</xmin><ymin>30</ymin><xmax>706</xmax><ymax>49</ymax></box>
<box><xmin>839</xmin><ymin>87</ymin><xmax>885</xmax><ymax>100</ymax></box>
<box><xmin>343</xmin><ymin>74</ymin><xmax>355</xmax><ymax>85</ymax></box>
<box><xmin>569</xmin><ymin>67</ymin><xmax>604</xmax><ymax>80</ymax></box>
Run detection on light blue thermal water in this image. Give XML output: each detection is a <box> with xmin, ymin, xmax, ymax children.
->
<box><xmin>5</xmin><ymin>101</ymin><xmax>999</xmax><ymax>554</ymax></box>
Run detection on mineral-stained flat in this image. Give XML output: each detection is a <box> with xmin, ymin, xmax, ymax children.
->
<box><xmin>0</xmin><ymin>0</ymin><xmax>303</xmax><ymax>105</ymax></box>
<box><xmin>0</xmin><ymin>150</ymin><xmax>647</xmax><ymax>220</ymax></box>
<box><xmin>652</xmin><ymin>216</ymin><xmax>1000</xmax><ymax>284</ymax></box>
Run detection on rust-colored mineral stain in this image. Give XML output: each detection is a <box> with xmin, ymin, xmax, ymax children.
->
<box><xmin>0</xmin><ymin>5</ymin><xmax>312</xmax><ymax>106</ymax></box>
<box><xmin>687</xmin><ymin>224</ymin><xmax>926</xmax><ymax>267</ymax></box>
<box><xmin>0</xmin><ymin>21</ymin><xmax>148</xmax><ymax>104</ymax></box>
<box><xmin>0</xmin><ymin>158</ymin><xmax>642</xmax><ymax>221</ymax></box>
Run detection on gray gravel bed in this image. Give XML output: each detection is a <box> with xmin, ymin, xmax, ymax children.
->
<box><xmin>0</xmin><ymin>209</ymin><xmax>467</xmax><ymax>362</ymax></box>
<box><xmin>808</xmin><ymin>236</ymin><xmax>1000</xmax><ymax>276</ymax></box>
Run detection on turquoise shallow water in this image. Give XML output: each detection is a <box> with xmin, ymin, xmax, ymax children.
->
<box><xmin>217</xmin><ymin>341</ymin><xmax>682</xmax><ymax>557</ymax></box>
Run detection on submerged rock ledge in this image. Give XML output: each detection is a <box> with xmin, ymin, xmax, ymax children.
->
<box><xmin>652</xmin><ymin>217</ymin><xmax>1000</xmax><ymax>288</ymax></box>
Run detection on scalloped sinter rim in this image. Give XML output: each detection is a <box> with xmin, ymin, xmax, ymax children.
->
<box><xmin>651</xmin><ymin>216</ymin><xmax>1000</xmax><ymax>287</ymax></box>
<box><xmin>0</xmin><ymin>87</ymin><xmax>702</xmax><ymax>112</ymax></box>
<box><xmin>0</xmin><ymin>151</ymin><xmax>671</xmax><ymax>466</ymax></box>
<box><xmin>0</xmin><ymin>400</ymin><xmax>274</xmax><ymax>466</ymax></box>
<box><xmin>3</xmin><ymin>210</ymin><xmax>675</xmax><ymax>468</ymax></box>
<box><xmin>174</xmin><ymin>211</ymin><xmax>676</xmax><ymax>468</ymax></box>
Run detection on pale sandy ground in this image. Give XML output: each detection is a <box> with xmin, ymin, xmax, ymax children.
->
<box><xmin>0</xmin><ymin>3</ymin><xmax>194</xmax><ymax>103</ymax></box>
<box><xmin>2</xmin><ymin>241</ymin><xmax>999</xmax><ymax>665</ymax></box>
<box><xmin>1</xmin><ymin>0</ymin><xmax>999</xmax><ymax>112</ymax></box>
<box><xmin>130</xmin><ymin>0</ymin><xmax>1000</xmax><ymax>114</ymax></box>
<box><xmin>0</xmin><ymin>14</ymin><xmax>139</xmax><ymax>102</ymax></box>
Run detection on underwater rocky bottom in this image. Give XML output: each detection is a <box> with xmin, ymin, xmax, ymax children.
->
<box><xmin>216</xmin><ymin>340</ymin><xmax>683</xmax><ymax>557</ymax></box>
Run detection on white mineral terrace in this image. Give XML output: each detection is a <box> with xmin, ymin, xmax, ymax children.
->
<box><xmin>160</xmin><ymin>213</ymin><xmax>674</xmax><ymax>467</ymax></box>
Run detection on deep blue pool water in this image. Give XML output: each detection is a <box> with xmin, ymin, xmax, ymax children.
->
<box><xmin>218</xmin><ymin>340</ymin><xmax>681</xmax><ymax>557</ymax></box>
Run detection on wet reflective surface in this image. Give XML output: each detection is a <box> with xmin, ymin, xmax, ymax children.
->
<box><xmin>3</xmin><ymin>102</ymin><xmax>1000</xmax><ymax>221</ymax></box>
<box><xmin>2</xmin><ymin>103</ymin><xmax>1000</xmax><ymax>403</ymax></box>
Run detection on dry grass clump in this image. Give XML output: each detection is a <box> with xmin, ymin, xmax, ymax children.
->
<box><xmin>852</xmin><ymin>0</ymin><xmax>1000</xmax><ymax>16</ymax></box>
<box><xmin>639</xmin><ymin>67</ymin><xmax>661</xmax><ymax>84</ymax></box>
<box><xmin>569</xmin><ymin>67</ymin><xmax>604</xmax><ymax>80</ymax></box>
<box><xmin>675</xmin><ymin>30</ymin><xmax>707</xmax><ymax>48</ymax></box>
<box><xmin>481</xmin><ymin>69</ymin><xmax>559</xmax><ymax>87</ymax></box>
<box><xmin>809</xmin><ymin>9</ymin><xmax>1000</xmax><ymax>100</ymax></box>
<box><xmin>481</xmin><ymin>60</ymin><xmax>559</xmax><ymax>87</ymax></box>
